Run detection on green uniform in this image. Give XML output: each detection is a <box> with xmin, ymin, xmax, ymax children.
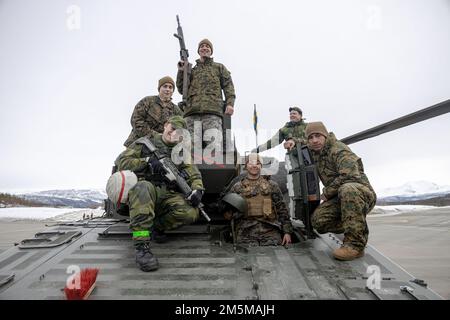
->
<box><xmin>229</xmin><ymin>176</ymin><xmax>293</xmax><ymax>246</ymax></box>
<box><xmin>257</xmin><ymin>120</ymin><xmax>307</xmax><ymax>152</ymax></box>
<box><xmin>176</xmin><ymin>57</ymin><xmax>235</xmax><ymax>118</ymax></box>
<box><xmin>310</xmin><ymin>132</ymin><xmax>376</xmax><ymax>250</ymax></box>
<box><xmin>115</xmin><ymin>134</ymin><xmax>204</xmax><ymax>241</ymax></box>
<box><xmin>124</xmin><ymin>96</ymin><xmax>183</xmax><ymax>147</ymax></box>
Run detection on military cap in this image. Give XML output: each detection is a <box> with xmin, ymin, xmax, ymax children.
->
<box><xmin>158</xmin><ymin>76</ymin><xmax>175</xmax><ymax>91</ymax></box>
<box><xmin>289</xmin><ymin>106</ymin><xmax>303</xmax><ymax>115</ymax></box>
<box><xmin>167</xmin><ymin>115</ymin><xmax>187</xmax><ymax>129</ymax></box>
<box><xmin>198</xmin><ymin>38</ymin><xmax>213</xmax><ymax>55</ymax></box>
<box><xmin>306</xmin><ymin>121</ymin><xmax>328</xmax><ymax>138</ymax></box>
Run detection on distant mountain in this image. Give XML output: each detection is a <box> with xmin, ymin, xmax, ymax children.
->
<box><xmin>18</xmin><ymin>189</ymin><xmax>107</xmax><ymax>208</ymax></box>
<box><xmin>0</xmin><ymin>193</ymin><xmax>46</xmax><ymax>208</ymax></box>
<box><xmin>377</xmin><ymin>181</ymin><xmax>450</xmax><ymax>206</ymax></box>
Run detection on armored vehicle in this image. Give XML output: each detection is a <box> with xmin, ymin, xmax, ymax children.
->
<box><xmin>0</xmin><ymin>100</ymin><xmax>448</xmax><ymax>300</ymax></box>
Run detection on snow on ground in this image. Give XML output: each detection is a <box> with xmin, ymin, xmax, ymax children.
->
<box><xmin>1</xmin><ymin>205</ymin><xmax>448</xmax><ymax>221</ymax></box>
<box><xmin>368</xmin><ymin>205</ymin><xmax>449</xmax><ymax>217</ymax></box>
<box><xmin>377</xmin><ymin>181</ymin><xmax>450</xmax><ymax>198</ymax></box>
<box><xmin>0</xmin><ymin>207</ymin><xmax>104</xmax><ymax>221</ymax></box>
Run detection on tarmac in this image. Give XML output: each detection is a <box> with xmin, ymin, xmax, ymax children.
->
<box><xmin>367</xmin><ymin>207</ymin><xmax>450</xmax><ymax>299</ymax></box>
<box><xmin>0</xmin><ymin>219</ymin><xmax>48</xmax><ymax>253</ymax></box>
<box><xmin>0</xmin><ymin>207</ymin><xmax>449</xmax><ymax>299</ymax></box>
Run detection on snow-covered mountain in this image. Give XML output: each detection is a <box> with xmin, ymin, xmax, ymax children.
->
<box><xmin>9</xmin><ymin>181</ymin><xmax>450</xmax><ymax>208</ymax></box>
<box><xmin>18</xmin><ymin>189</ymin><xmax>107</xmax><ymax>208</ymax></box>
<box><xmin>377</xmin><ymin>181</ymin><xmax>450</xmax><ymax>202</ymax></box>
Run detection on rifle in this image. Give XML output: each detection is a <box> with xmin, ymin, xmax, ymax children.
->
<box><xmin>173</xmin><ymin>15</ymin><xmax>192</xmax><ymax>112</ymax></box>
<box><xmin>287</xmin><ymin>144</ymin><xmax>320</xmax><ymax>238</ymax></box>
<box><xmin>136</xmin><ymin>137</ymin><xmax>211</xmax><ymax>222</ymax></box>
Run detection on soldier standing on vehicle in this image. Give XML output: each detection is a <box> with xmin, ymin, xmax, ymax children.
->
<box><xmin>115</xmin><ymin>116</ymin><xmax>204</xmax><ymax>271</ymax></box>
<box><xmin>223</xmin><ymin>153</ymin><xmax>293</xmax><ymax>246</ymax></box>
<box><xmin>123</xmin><ymin>76</ymin><xmax>183</xmax><ymax>147</ymax></box>
<box><xmin>176</xmin><ymin>39</ymin><xmax>235</xmax><ymax>150</ymax></box>
<box><xmin>306</xmin><ymin>122</ymin><xmax>377</xmax><ymax>261</ymax></box>
<box><xmin>252</xmin><ymin>107</ymin><xmax>307</xmax><ymax>153</ymax></box>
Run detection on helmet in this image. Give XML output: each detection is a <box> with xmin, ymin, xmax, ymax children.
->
<box><xmin>106</xmin><ymin>170</ymin><xmax>138</xmax><ymax>205</ymax></box>
<box><xmin>221</xmin><ymin>193</ymin><xmax>247</xmax><ymax>214</ymax></box>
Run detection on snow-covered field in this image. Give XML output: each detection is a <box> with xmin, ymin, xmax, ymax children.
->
<box><xmin>0</xmin><ymin>207</ymin><xmax>104</xmax><ymax>221</ymax></box>
<box><xmin>1</xmin><ymin>205</ymin><xmax>448</xmax><ymax>222</ymax></box>
<box><xmin>377</xmin><ymin>181</ymin><xmax>450</xmax><ymax>198</ymax></box>
<box><xmin>368</xmin><ymin>205</ymin><xmax>449</xmax><ymax>217</ymax></box>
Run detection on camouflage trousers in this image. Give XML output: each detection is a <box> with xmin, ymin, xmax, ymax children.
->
<box><xmin>128</xmin><ymin>180</ymin><xmax>199</xmax><ymax>241</ymax></box>
<box><xmin>312</xmin><ymin>183</ymin><xmax>376</xmax><ymax>250</ymax></box>
<box><xmin>236</xmin><ymin>219</ymin><xmax>282</xmax><ymax>246</ymax></box>
<box><xmin>185</xmin><ymin>114</ymin><xmax>224</xmax><ymax>158</ymax></box>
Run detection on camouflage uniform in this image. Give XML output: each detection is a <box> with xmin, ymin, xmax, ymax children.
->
<box><xmin>310</xmin><ymin>132</ymin><xmax>377</xmax><ymax>250</ymax></box>
<box><xmin>115</xmin><ymin>133</ymin><xmax>204</xmax><ymax>241</ymax></box>
<box><xmin>185</xmin><ymin>114</ymin><xmax>223</xmax><ymax>151</ymax></box>
<box><xmin>229</xmin><ymin>176</ymin><xmax>293</xmax><ymax>246</ymax></box>
<box><xmin>257</xmin><ymin>120</ymin><xmax>308</xmax><ymax>152</ymax></box>
<box><xmin>177</xmin><ymin>57</ymin><xmax>235</xmax><ymax>144</ymax></box>
<box><xmin>124</xmin><ymin>96</ymin><xmax>183</xmax><ymax>147</ymax></box>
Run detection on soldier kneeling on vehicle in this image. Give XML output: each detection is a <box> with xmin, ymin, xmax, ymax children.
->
<box><xmin>306</xmin><ymin>122</ymin><xmax>377</xmax><ymax>261</ymax></box>
<box><xmin>222</xmin><ymin>153</ymin><xmax>293</xmax><ymax>247</ymax></box>
<box><xmin>108</xmin><ymin>116</ymin><xmax>205</xmax><ymax>272</ymax></box>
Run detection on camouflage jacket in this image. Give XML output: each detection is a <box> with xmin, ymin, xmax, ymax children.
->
<box><xmin>257</xmin><ymin>120</ymin><xmax>307</xmax><ymax>152</ymax></box>
<box><xmin>115</xmin><ymin>134</ymin><xmax>204</xmax><ymax>191</ymax></box>
<box><xmin>176</xmin><ymin>57</ymin><xmax>236</xmax><ymax>117</ymax></box>
<box><xmin>229</xmin><ymin>176</ymin><xmax>293</xmax><ymax>234</ymax></box>
<box><xmin>123</xmin><ymin>95</ymin><xmax>183</xmax><ymax>147</ymax></box>
<box><xmin>310</xmin><ymin>132</ymin><xmax>375</xmax><ymax>199</ymax></box>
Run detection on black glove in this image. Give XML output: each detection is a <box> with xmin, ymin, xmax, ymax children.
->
<box><xmin>149</xmin><ymin>158</ymin><xmax>166</xmax><ymax>175</ymax></box>
<box><xmin>187</xmin><ymin>190</ymin><xmax>203</xmax><ymax>208</ymax></box>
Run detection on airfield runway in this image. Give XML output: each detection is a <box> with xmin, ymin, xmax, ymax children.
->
<box><xmin>367</xmin><ymin>207</ymin><xmax>450</xmax><ymax>299</ymax></box>
<box><xmin>0</xmin><ymin>207</ymin><xmax>449</xmax><ymax>299</ymax></box>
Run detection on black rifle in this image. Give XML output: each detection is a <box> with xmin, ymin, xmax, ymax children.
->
<box><xmin>288</xmin><ymin>144</ymin><xmax>320</xmax><ymax>238</ymax></box>
<box><xmin>136</xmin><ymin>137</ymin><xmax>211</xmax><ymax>222</ymax></box>
<box><xmin>173</xmin><ymin>15</ymin><xmax>192</xmax><ymax>112</ymax></box>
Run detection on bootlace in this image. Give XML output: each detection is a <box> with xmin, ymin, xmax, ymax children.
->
<box><xmin>137</xmin><ymin>242</ymin><xmax>153</xmax><ymax>253</ymax></box>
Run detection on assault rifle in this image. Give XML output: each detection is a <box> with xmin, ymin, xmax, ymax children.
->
<box><xmin>287</xmin><ymin>144</ymin><xmax>320</xmax><ymax>238</ymax></box>
<box><xmin>136</xmin><ymin>137</ymin><xmax>211</xmax><ymax>222</ymax></box>
<box><xmin>173</xmin><ymin>15</ymin><xmax>192</xmax><ymax>112</ymax></box>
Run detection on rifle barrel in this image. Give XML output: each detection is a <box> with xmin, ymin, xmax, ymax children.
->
<box><xmin>199</xmin><ymin>206</ymin><xmax>211</xmax><ymax>222</ymax></box>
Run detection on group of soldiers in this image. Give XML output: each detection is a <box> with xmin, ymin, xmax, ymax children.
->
<box><xmin>108</xmin><ymin>37</ymin><xmax>377</xmax><ymax>272</ymax></box>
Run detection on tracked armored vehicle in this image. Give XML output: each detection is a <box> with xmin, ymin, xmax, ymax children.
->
<box><xmin>0</xmin><ymin>100</ymin><xmax>448</xmax><ymax>300</ymax></box>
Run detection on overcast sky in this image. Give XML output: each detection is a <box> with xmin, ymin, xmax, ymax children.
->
<box><xmin>0</xmin><ymin>0</ymin><xmax>449</xmax><ymax>193</ymax></box>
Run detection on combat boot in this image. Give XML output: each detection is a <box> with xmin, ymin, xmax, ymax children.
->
<box><xmin>152</xmin><ymin>228</ymin><xmax>168</xmax><ymax>244</ymax></box>
<box><xmin>333</xmin><ymin>245</ymin><xmax>364</xmax><ymax>261</ymax></box>
<box><xmin>135</xmin><ymin>242</ymin><xmax>159</xmax><ymax>271</ymax></box>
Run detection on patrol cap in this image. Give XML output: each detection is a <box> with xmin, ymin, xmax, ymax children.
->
<box><xmin>198</xmin><ymin>38</ymin><xmax>213</xmax><ymax>54</ymax></box>
<box><xmin>306</xmin><ymin>121</ymin><xmax>329</xmax><ymax>139</ymax></box>
<box><xmin>289</xmin><ymin>106</ymin><xmax>303</xmax><ymax>115</ymax></box>
<box><xmin>167</xmin><ymin>115</ymin><xmax>187</xmax><ymax>129</ymax></box>
<box><xmin>158</xmin><ymin>76</ymin><xmax>175</xmax><ymax>91</ymax></box>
